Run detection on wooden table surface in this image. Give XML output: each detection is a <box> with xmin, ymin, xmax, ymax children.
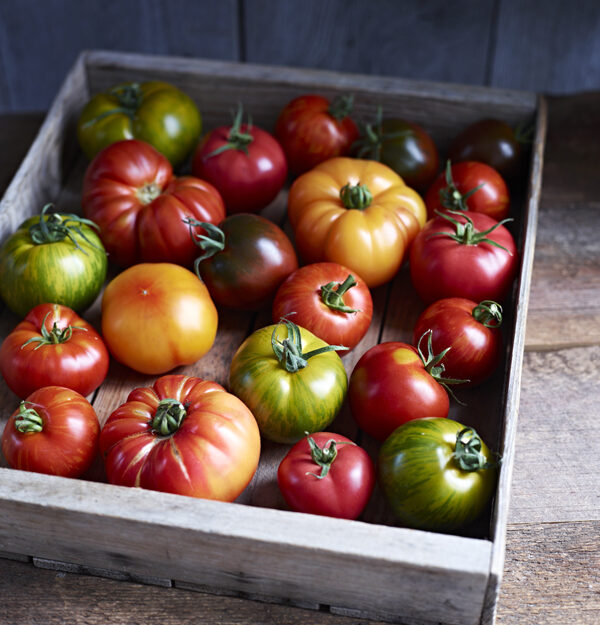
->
<box><xmin>0</xmin><ymin>93</ymin><xmax>598</xmax><ymax>625</ymax></box>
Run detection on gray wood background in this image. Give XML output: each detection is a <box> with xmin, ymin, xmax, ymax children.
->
<box><xmin>0</xmin><ymin>0</ymin><xmax>599</xmax><ymax>112</ymax></box>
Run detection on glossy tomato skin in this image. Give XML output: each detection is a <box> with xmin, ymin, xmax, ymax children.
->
<box><xmin>0</xmin><ymin>303</ymin><xmax>109</xmax><ymax>399</ymax></box>
<box><xmin>82</xmin><ymin>139</ymin><xmax>225</xmax><ymax>268</ymax></box>
<box><xmin>77</xmin><ymin>80</ymin><xmax>202</xmax><ymax>167</ymax></box>
<box><xmin>101</xmin><ymin>263</ymin><xmax>218</xmax><ymax>375</ymax></box>
<box><xmin>275</xmin><ymin>94</ymin><xmax>360</xmax><ymax>175</ymax></box>
<box><xmin>192</xmin><ymin>124</ymin><xmax>287</xmax><ymax>214</ymax></box>
<box><xmin>409</xmin><ymin>212</ymin><xmax>518</xmax><ymax>304</ymax></box>
<box><xmin>378</xmin><ymin>418</ymin><xmax>497</xmax><ymax>532</ymax></box>
<box><xmin>100</xmin><ymin>375</ymin><xmax>261</xmax><ymax>501</ymax></box>
<box><xmin>413</xmin><ymin>298</ymin><xmax>503</xmax><ymax>386</ymax></box>
<box><xmin>272</xmin><ymin>262</ymin><xmax>373</xmax><ymax>354</ymax></box>
<box><xmin>277</xmin><ymin>432</ymin><xmax>375</xmax><ymax>520</ymax></box>
<box><xmin>1</xmin><ymin>386</ymin><xmax>100</xmax><ymax>478</ymax></box>
<box><xmin>349</xmin><ymin>342</ymin><xmax>449</xmax><ymax>442</ymax></box>
<box><xmin>425</xmin><ymin>161</ymin><xmax>510</xmax><ymax>221</ymax></box>
<box><xmin>197</xmin><ymin>213</ymin><xmax>298</xmax><ymax>310</ymax></box>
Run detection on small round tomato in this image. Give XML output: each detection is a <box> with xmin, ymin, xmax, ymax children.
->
<box><xmin>100</xmin><ymin>374</ymin><xmax>261</xmax><ymax>501</ymax></box>
<box><xmin>277</xmin><ymin>432</ymin><xmax>375</xmax><ymax>520</ymax></box>
<box><xmin>101</xmin><ymin>263</ymin><xmax>218</xmax><ymax>375</ymax></box>
<box><xmin>0</xmin><ymin>303</ymin><xmax>109</xmax><ymax>399</ymax></box>
<box><xmin>409</xmin><ymin>210</ymin><xmax>518</xmax><ymax>304</ymax></box>
<box><xmin>413</xmin><ymin>298</ymin><xmax>503</xmax><ymax>386</ymax></box>
<box><xmin>425</xmin><ymin>160</ymin><xmax>510</xmax><ymax>221</ymax></box>
<box><xmin>1</xmin><ymin>386</ymin><xmax>100</xmax><ymax>478</ymax></box>
<box><xmin>378</xmin><ymin>418</ymin><xmax>497</xmax><ymax>532</ymax></box>
<box><xmin>192</xmin><ymin>106</ymin><xmax>287</xmax><ymax>214</ymax></box>
<box><xmin>275</xmin><ymin>94</ymin><xmax>360</xmax><ymax>175</ymax></box>
<box><xmin>272</xmin><ymin>262</ymin><xmax>373</xmax><ymax>354</ymax></box>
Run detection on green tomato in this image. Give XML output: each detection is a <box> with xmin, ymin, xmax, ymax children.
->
<box><xmin>77</xmin><ymin>80</ymin><xmax>202</xmax><ymax>167</ymax></box>
<box><xmin>0</xmin><ymin>206</ymin><xmax>107</xmax><ymax>317</ymax></box>
<box><xmin>378</xmin><ymin>418</ymin><xmax>497</xmax><ymax>532</ymax></box>
<box><xmin>229</xmin><ymin>319</ymin><xmax>348</xmax><ymax>444</ymax></box>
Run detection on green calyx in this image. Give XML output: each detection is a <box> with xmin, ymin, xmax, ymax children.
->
<box><xmin>320</xmin><ymin>275</ymin><xmax>359</xmax><ymax>313</ymax></box>
<box><xmin>205</xmin><ymin>103</ymin><xmax>254</xmax><ymax>157</ymax></box>
<box><xmin>472</xmin><ymin>300</ymin><xmax>503</xmax><ymax>328</ymax></box>
<box><xmin>21</xmin><ymin>311</ymin><xmax>87</xmax><ymax>350</ymax></box>
<box><xmin>271</xmin><ymin>318</ymin><xmax>346</xmax><ymax>373</ymax></box>
<box><xmin>184</xmin><ymin>218</ymin><xmax>226</xmax><ymax>276</ymax></box>
<box><xmin>328</xmin><ymin>94</ymin><xmax>354</xmax><ymax>121</ymax></box>
<box><xmin>14</xmin><ymin>402</ymin><xmax>44</xmax><ymax>434</ymax></box>
<box><xmin>80</xmin><ymin>83</ymin><xmax>142</xmax><ymax>129</ymax></box>
<box><xmin>339</xmin><ymin>182</ymin><xmax>373</xmax><ymax>210</ymax></box>
<box><xmin>151</xmin><ymin>398</ymin><xmax>187</xmax><ymax>437</ymax></box>
<box><xmin>305</xmin><ymin>434</ymin><xmax>352</xmax><ymax>479</ymax></box>
<box><xmin>439</xmin><ymin>160</ymin><xmax>485</xmax><ymax>212</ymax></box>
<box><xmin>453</xmin><ymin>427</ymin><xmax>497</xmax><ymax>472</ymax></box>
<box><xmin>352</xmin><ymin>106</ymin><xmax>411</xmax><ymax>161</ymax></box>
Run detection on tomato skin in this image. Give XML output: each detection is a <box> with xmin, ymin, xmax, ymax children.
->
<box><xmin>413</xmin><ymin>298</ymin><xmax>503</xmax><ymax>386</ymax></box>
<box><xmin>77</xmin><ymin>80</ymin><xmax>202</xmax><ymax>167</ymax></box>
<box><xmin>272</xmin><ymin>262</ymin><xmax>373</xmax><ymax>354</ymax></box>
<box><xmin>378</xmin><ymin>418</ymin><xmax>497</xmax><ymax>532</ymax></box>
<box><xmin>101</xmin><ymin>263</ymin><xmax>218</xmax><ymax>375</ymax></box>
<box><xmin>409</xmin><ymin>212</ymin><xmax>518</xmax><ymax>304</ymax></box>
<box><xmin>349</xmin><ymin>342</ymin><xmax>449</xmax><ymax>442</ymax></box>
<box><xmin>82</xmin><ymin>139</ymin><xmax>225</xmax><ymax>268</ymax></box>
<box><xmin>100</xmin><ymin>375</ymin><xmax>261</xmax><ymax>501</ymax></box>
<box><xmin>275</xmin><ymin>94</ymin><xmax>360</xmax><ymax>175</ymax></box>
<box><xmin>277</xmin><ymin>432</ymin><xmax>375</xmax><ymax>520</ymax></box>
<box><xmin>1</xmin><ymin>386</ymin><xmax>100</xmax><ymax>478</ymax></box>
<box><xmin>425</xmin><ymin>161</ymin><xmax>510</xmax><ymax>221</ymax></box>
<box><xmin>0</xmin><ymin>303</ymin><xmax>109</xmax><ymax>399</ymax></box>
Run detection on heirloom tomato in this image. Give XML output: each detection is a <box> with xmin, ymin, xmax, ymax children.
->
<box><xmin>0</xmin><ymin>303</ymin><xmax>109</xmax><ymax>399</ymax></box>
<box><xmin>77</xmin><ymin>80</ymin><xmax>202</xmax><ymax>167</ymax></box>
<box><xmin>287</xmin><ymin>157</ymin><xmax>426</xmax><ymax>287</ymax></box>
<box><xmin>272</xmin><ymin>262</ymin><xmax>373</xmax><ymax>354</ymax></box>
<box><xmin>378</xmin><ymin>418</ymin><xmax>497</xmax><ymax>532</ymax></box>
<box><xmin>425</xmin><ymin>160</ymin><xmax>510</xmax><ymax>221</ymax></box>
<box><xmin>277</xmin><ymin>432</ymin><xmax>375</xmax><ymax>520</ymax></box>
<box><xmin>192</xmin><ymin>106</ymin><xmax>287</xmax><ymax>214</ymax></box>
<box><xmin>275</xmin><ymin>94</ymin><xmax>360</xmax><ymax>175</ymax></box>
<box><xmin>1</xmin><ymin>386</ymin><xmax>100</xmax><ymax>478</ymax></box>
<box><xmin>0</xmin><ymin>205</ymin><xmax>107</xmax><ymax>317</ymax></box>
<box><xmin>82</xmin><ymin>139</ymin><xmax>225</xmax><ymax>267</ymax></box>
<box><xmin>413</xmin><ymin>298</ymin><xmax>503</xmax><ymax>386</ymax></box>
<box><xmin>101</xmin><ymin>263</ymin><xmax>218</xmax><ymax>375</ymax></box>
<box><xmin>229</xmin><ymin>319</ymin><xmax>347</xmax><ymax>444</ymax></box>
<box><xmin>100</xmin><ymin>374</ymin><xmax>260</xmax><ymax>501</ymax></box>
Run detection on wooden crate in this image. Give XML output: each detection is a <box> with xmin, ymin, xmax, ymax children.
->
<box><xmin>0</xmin><ymin>50</ymin><xmax>546</xmax><ymax>625</ymax></box>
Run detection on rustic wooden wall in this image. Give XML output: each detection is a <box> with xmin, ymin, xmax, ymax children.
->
<box><xmin>0</xmin><ymin>0</ymin><xmax>599</xmax><ymax>112</ymax></box>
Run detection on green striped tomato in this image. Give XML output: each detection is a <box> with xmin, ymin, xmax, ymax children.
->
<box><xmin>378</xmin><ymin>418</ymin><xmax>497</xmax><ymax>532</ymax></box>
<box><xmin>229</xmin><ymin>321</ymin><xmax>348</xmax><ymax>444</ymax></box>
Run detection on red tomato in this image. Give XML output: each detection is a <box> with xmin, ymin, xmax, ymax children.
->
<box><xmin>425</xmin><ymin>160</ymin><xmax>510</xmax><ymax>221</ymax></box>
<box><xmin>0</xmin><ymin>303</ymin><xmax>109</xmax><ymax>399</ymax></box>
<box><xmin>413</xmin><ymin>298</ymin><xmax>504</xmax><ymax>386</ymax></box>
<box><xmin>82</xmin><ymin>139</ymin><xmax>225</xmax><ymax>267</ymax></box>
<box><xmin>99</xmin><ymin>374</ymin><xmax>261</xmax><ymax>501</ymax></box>
<box><xmin>277</xmin><ymin>432</ymin><xmax>375</xmax><ymax>520</ymax></box>
<box><xmin>409</xmin><ymin>211</ymin><xmax>518</xmax><ymax>304</ymax></box>
<box><xmin>1</xmin><ymin>386</ymin><xmax>100</xmax><ymax>478</ymax></box>
<box><xmin>272</xmin><ymin>262</ymin><xmax>373</xmax><ymax>354</ymax></box>
<box><xmin>275</xmin><ymin>94</ymin><xmax>360</xmax><ymax>175</ymax></box>
<box><xmin>192</xmin><ymin>106</ymin><xmax>287</xmax><ymax>214</ymax></box>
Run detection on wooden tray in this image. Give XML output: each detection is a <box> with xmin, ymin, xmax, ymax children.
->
<box><xmin>0</xmin><ymin>50</ymin><xmax>546</xmax><ymax>625</ymax></box>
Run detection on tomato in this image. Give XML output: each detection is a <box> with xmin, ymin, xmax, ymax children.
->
<box><xmin>275</xmin><ymin>94</ymin><xmax>359</xmax><ymax>175</ymax></box>
<box><xmin>192</xmin><ymin>106</ymin><xmax>287</xmax><ymax>214</ymax></box>
<box><xmin>229</xmin><ymin>319</ymin><xmax>348</xmax><ymax>444</ymax></box>
<box><xmin>409</xmin><ymin>210</ymin><xmax>518</xmax><ymax>304</ymax></box>
<box><xmin>81</xmin><ymin>139</ymin><xmax>225</xmax><ymax>268</ymax></box>
<box><xmin>378</xmin><ymin>418</ymin><xmax>497</xmax><ymax>532</ymax></box>
<box><xmin>189</xmin><ymin>213</ymin><xmax>298</xmax><ymax>310</ymax></box>
<box><xmin>99</xmin><ymin>374</ymin><xmax>260</xmax><ymax>501</ymax></box>
<box><xmin>277</xmin><ymin>432</ymin><xmax>375</xmax><ymax>520</ymax></box>
<box><xmin>272</xmin><ymin>262</ymin><xmax>373</xmax><ymax>354</ymax></box>
<box><xmin>1</xmin><ymin>386</ymin><xmax>100</xmax><ymax>478</ymax></box>
<box><xmin>0</xmin><ymin>205</ymin><xmax>107</xmax><ymax>317</ymax></box>
<box><xmin>287</xmin><ymin>157</ymin><xmax>426</xmax><ymax>287</ymax></box>
<box><xmin>0</xmin><ymin>303</ymin><xmax>109</xmax><ymax>399</ymax></box>
<box><xmin>101</xmin><ymin>263</ymin><xmax>218</xmax><ymax>375</ymax></box>
<box><xmin>413</xmin><ymin>298</ymin><xmax>504</xmax><ymax>387</ymax></box>
<box><xmin>77</xmin><ymin>80</ymin><xmax>202</xmax><ymax>167</ymax></box>
<box><xmin>425</xmin><ymin>160</ymin><xmax>510</xmax><ymax>221</ymax></box>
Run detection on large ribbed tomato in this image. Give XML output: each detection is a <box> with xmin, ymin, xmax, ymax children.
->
<box><xmin>287</xmin><ymin>157</ymin><xmax>426</xmax><ymax>287</ymax></box>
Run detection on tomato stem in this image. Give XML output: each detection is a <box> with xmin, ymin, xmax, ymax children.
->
<box><xmin>79</xmin><ymin>83</ymin><xmax>142</xmax><ymax>129</ymax></box>
<box><xmin>21</xmin><ymin>311</ymin><xmax>87</xmax><ymax>350</ymax></box>
<box><xmin>327</xmin><ymin>94</ymin><xmax>354</xmax><ymax>121</ymax></box>
<box><xmin>352</xmin><ymin>106</ymin><xmax>412</xmax><ymax>161</ymax></box>
<box><xmin>472</xmin><ymin>300</ymin><xmax>503</xmax><ymax>328</ymax></box>
<box><xmin>14</xmin><ymin>402</ymin><xmax>44</xmax><ymax>434</ymax></box>
<box><xmin>184</xmin><ymin>218</ymin><xmax>226</xmax><ymax>276</ymax></box>
<box><xmin>439</xmin><ymin>160</ymin><xmax>485</xmax><ymax>212</ymax></box>
<box><xmin>305</xmin><ymin>434</ymin><xmax>353</xmax><ymax>479</ymax></box>
<box><xmin>151</xmin><ymin>399</ymin><xmax>187</xmax><ymax>436</ymax></box>
<box><xmin>453</xmin><ymin>427</ymin><xmax>497</xmax><ymax>472</ymax></box>
<box><xmin>204</xmin><ymin>103</ymin><xmax>254</xmax><ymax>158</ymax></box>
<box><xmin>320</xmin><ymin>275</ymin><xmax>360</xmax><ymax>313</ymax></box>
<box><xmin>340</xmin><ymin>182</ymin><xmax>372</xmax><ymax>210</ymax></box>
